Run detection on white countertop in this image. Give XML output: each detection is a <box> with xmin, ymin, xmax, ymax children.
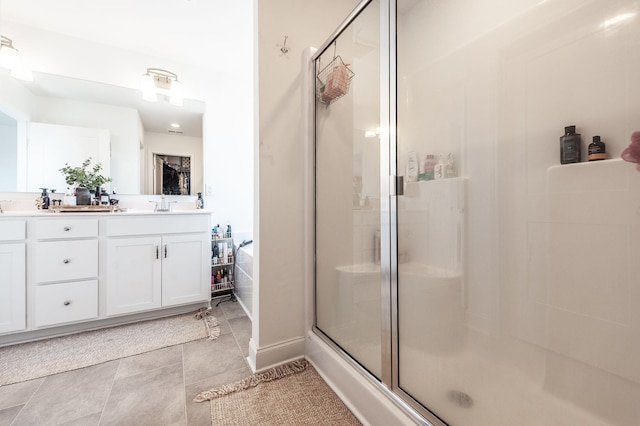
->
<box><xmin>0</xmin><ymin>209</ymin><xmax>213</xmax><ymax>217</ymax></box>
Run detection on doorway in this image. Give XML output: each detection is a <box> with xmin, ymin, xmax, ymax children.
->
<box><xmin>153</xmin><ymin>154</ymin><xmax>191</xmax><ymax>195</ymax></box>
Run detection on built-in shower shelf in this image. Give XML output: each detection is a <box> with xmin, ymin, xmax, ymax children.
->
<box><xmin>404</xmin><ymin>176</ymin><xmax>467</xmax><ymax>198</ymax></box>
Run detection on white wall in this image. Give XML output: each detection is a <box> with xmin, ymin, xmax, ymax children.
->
<box><xmin>0</xmin><ymin>122</ymin><xmax>18</xmax><ymax>191</ymax></box>
<box><xmin>251</xmin><ymin>0</ymin><xmax>361</xmax><ymax>370</ymax></box>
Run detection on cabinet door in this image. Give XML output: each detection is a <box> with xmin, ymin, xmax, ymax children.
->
<box><xmin>162</xmin><ymin>233</ymin><xmax>210</xmax><ymax>307</ymax></box>
<box><xmin>0</xmin><ymin>243</ymin><xmax>25</xmax><ymax>333</ymax></box>
<box><xmin>106</xmin><ymin>237</ymin><xmax>161</xmax><ymax>316</ymax></box>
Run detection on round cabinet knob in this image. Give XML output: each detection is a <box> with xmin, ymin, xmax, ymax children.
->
<box><xmin>63</xmin><ymin>300</ymin><xmax>71</xmax><ymax>306</ymax></box>
<box><xmin>63</xmin><ymin>258</ymin><xmax>70</xmax><ymax>264</ymax></box>
<box><xmin>64</xmin><ymin>226</ymin><xmax>71</xmax><ymax>231</ymax></box>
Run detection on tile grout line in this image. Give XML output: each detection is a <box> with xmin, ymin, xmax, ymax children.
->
<box><xmin>95</xmin><ymin>359</ymin><xmax>122</xmax><ymax>426</ymax></box>
<box><xmin>180</xmin><ymin>343</ymin><xmax>189</xmax><ymax>426</ymax></box>
<box><xmin>9</xmin><ymin>376</ymin><xmax>47</xmax><ymax>426</ymax></box>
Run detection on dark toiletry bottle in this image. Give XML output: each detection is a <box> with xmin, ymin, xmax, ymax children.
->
<box><xmin>196</xmin><ymin>192</ymin><xmax>204</xmax><ymax>209</ymax></box>
<box><xmin>560</xmin><ymin>125</ymin><xmax>581</xmax><ymax>164</ymax></box>
<box><xmin>100</xmin><ymin>188</ymin><xmax>110</xmax><ymax>205</ymax></box>
<box><xmin>212</xmin><ymin>243</ymin><xmax>219</xmax><ymax>264</ymax></box>
<box><xmin>40</xmin><ymin>188</ymin><xmax>50</xmax><ymax>209</ymax></box>
<box><xmin>588</xmin><ymin>135</ymin><xmax>606</xmax><ymax>161</ymax></box>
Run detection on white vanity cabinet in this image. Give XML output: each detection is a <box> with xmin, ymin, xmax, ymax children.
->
<box><xmin>105</xmin><ymin>215</ymin><xmax>210</xmax><ymax>316</ymax></box>
<box><xmin>0</xmin><ymin>220</ymin><xmax>26</xmax><ymax>334</ymax></box>
<box><xmin>31</xmin><ymin>218</ymin><xmax>99</xmax><ymax>328</ymax></box>
<box><xmin>0</xmin><ymin>211</ymin><xmax>212</xmax><ymax>346</ymax></box>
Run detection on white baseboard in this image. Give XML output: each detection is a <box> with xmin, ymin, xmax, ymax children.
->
<box><xmin>247</xmin><ymin>335</ymin><xmax>305</xmax><ymax>373</ymax></box>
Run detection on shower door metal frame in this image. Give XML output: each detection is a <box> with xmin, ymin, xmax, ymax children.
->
<box><xmin>311</xmin><ymin>1</ymin><xmax>447</xmax><ymax>425</ymax></box>
<box><xmin>310</xmin><ymin>0</ymin><xmax>390</xmax><ymax>386</ymax></box>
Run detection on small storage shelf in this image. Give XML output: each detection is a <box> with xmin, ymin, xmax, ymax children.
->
<box><xmin>211</xmin><ymin>235</ymin><xmax>234</xmax><ymax>298</ymax></box>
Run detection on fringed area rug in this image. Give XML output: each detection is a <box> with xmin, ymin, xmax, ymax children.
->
<box><xmin>195</xmin><ymin>359</ymin><xmax>361</xmax><ymax>425</ymax></box>
<box><xmin>0</xmin><ymin>310</ymin><xmax>220</xmax><ymax>386</ymax></box>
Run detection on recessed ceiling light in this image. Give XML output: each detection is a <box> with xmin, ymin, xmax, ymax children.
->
<box><xmin>170</xmin><ymin>123</ymin><xmax>181</xmax><ymax>128</ymax></box>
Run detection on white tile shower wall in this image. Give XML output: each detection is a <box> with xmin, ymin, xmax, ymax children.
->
<box><xmin>351</xmin><ymin>208</ymin><xmax>381</xmax><ymax>266</ymax></box>
<box><xmin>398</xmin><ymin>178</ymin><xmax>465</xmax><ymax>272</ymax></box>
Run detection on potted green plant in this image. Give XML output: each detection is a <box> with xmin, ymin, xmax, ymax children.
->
<box><xmin>59</xmin><ymin>157</ymin><xmax>111</xmax><ymax>205</ymax></box>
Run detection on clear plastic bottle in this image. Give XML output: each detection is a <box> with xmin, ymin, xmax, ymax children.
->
<box><xmin>422</xmin><ymin>155</ymin><xmax>437</xmax><ymax>181</ymax></box>
<box><xmin>445</xmin><ymin>153</ymin><xmax>456</xmax><ymax>178</ymax></box>
<box><xmin>434</xmin><ymin>155</ymin><xmax>445</xmax><ymax>179</ymax></box>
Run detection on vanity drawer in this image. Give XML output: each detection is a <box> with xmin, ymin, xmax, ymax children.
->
<box><xmin>34</xmin><ymin>280</ymin><xmax>98</xmax><ymax>327</ymax></box>
<box><xmin>34</xmin><ymin>240</ymin><xmax>98</xmax><ymax>283</ymax></box>
<box><xmin>33</xmin><ymin>218</ymin><xmax>98</xmax><ymax>240</ymax></box>
<box><xmin>0</xmin><ymin>220</ymin><xmax>25</xmax><ymax>241</ymax></box>
<box><xmin>105</xmin><ymin>214</ymin><xmax>210</xmax><ymax>236</ymax></box>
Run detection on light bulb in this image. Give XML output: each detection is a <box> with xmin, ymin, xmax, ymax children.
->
<box><xmin>169</xmin><ymin>79</ymin><xmax>183</xmax><ymax>106</ymax></box>
<box><xmin>140</xmin><ymin>73</ymin><xmax>158</xmax><ymax>102</ymax></box>
<box><xmin>0</xmin><ymin>44</ymin><xmax>20</xmax><ymax>71</ymax></box>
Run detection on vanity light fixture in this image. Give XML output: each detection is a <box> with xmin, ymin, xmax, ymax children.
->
<box><xmin>0</xmin><ymin>35</ymin><xmax>33</xmax><ymax>81</ymax></box>
<box><xmin>140</xmin><ymin>68</ymin><xmax>183</xmax><ymax>106</ymax></box>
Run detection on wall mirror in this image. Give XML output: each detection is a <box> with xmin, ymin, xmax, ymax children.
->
<box><xmin>0</xmin><ymin>69</ymin><xmax>205</xmax><ymax>195</ymax></box>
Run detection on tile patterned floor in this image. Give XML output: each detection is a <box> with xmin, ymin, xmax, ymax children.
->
<box><xmin>0</xmin><ymin>301</ymin><xmax>252</xmax><ymax>426</ymax></box>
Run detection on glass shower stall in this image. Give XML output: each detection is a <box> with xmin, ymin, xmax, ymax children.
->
<box><xmin>313</xmin><ymin>0</ymin><xmax>640</xmax><ymax>424</ymax></box>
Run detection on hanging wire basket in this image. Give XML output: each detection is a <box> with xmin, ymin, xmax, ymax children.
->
<box><xmin>316</xmin><ymin>55</ymin><xmax>355</xmax><ymax>105</ymax></box>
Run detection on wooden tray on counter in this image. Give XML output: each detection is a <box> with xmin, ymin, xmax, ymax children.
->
<box><xmin>50</xmin><ymin>205</ymin><xmax>115</xmax><ymax>213</ymax></box>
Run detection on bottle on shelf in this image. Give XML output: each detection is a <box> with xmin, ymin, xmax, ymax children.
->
<box><xmin>421</xmin><ymin>155</ymin><xmax>437</xmax><ymax>181</ymax></box>
<box><xmin>445</xmin><ymin>153</ymin><xmax>456</xmax><ymax>178</ymax></box>
<box><xmin>588</xmin><ymin>135</ymin><xmax>606</xmax><ymax>161</ymax></box>
<box><xmin>560</xmin><ymin>125</ymin><xmax>582</xmax><ymax>164</ymax></box>
<box><xmin>212</xmin><ymin>243</ymin><xmax>219</xmax><ymax>265</ymax></box>
<box><xmin>434</xmin><ymin>156</ymin><xmax>444</xmax><ymax>179</ymax></box>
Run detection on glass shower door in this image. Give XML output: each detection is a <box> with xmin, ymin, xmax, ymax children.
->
<box><xmin>395</xmin><ymin>0</ymin><xmax>640</xmax><ymax>425</ymax></box>
<box><xmin>314</xmin><ymin>0</ymin><xmax>383</xmax><ymax>379</ymax></box>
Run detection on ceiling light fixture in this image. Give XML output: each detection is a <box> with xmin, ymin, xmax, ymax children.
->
<box><xmin>140</xmin><ymin>68</ymin><xmax>183</xmax><ymax>106</ymax></box>
<box><xmin>0</xmin><ymin>35</ymin><xmax>33</xmax><ymax>81</ymax></box>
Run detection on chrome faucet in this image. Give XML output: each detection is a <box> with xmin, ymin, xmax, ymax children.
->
<box><xmin>151</xmin><ymin>195</ymin><xmax>174</xmax><ymax>212</ymax></box>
